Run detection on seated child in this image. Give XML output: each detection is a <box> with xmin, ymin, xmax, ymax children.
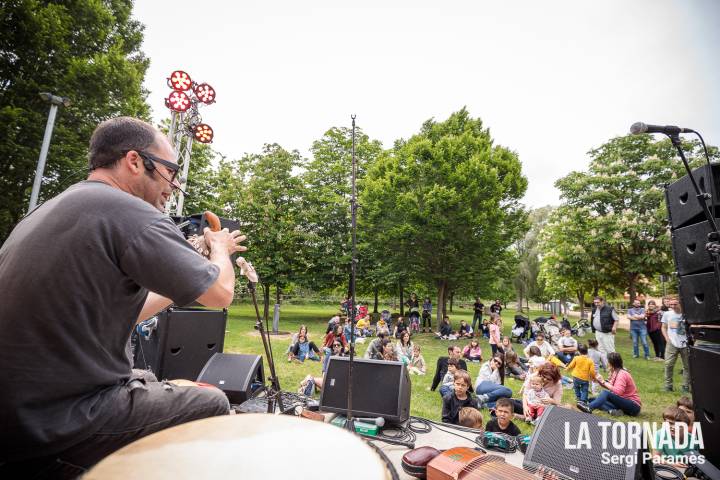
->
<box><xmin>408</xmin><ymin>344</ymin><xmax>427</xmax><ymax>375</ymax></box>
<box><xmin>652</xmin><ymin>406</ymin><xmax>700</xmax><ymax>469</ymax></box>
<box><xmin>435</xmin><ymin>316</ymin><xmax>455</xmax><ymax>340</ymax></box>
<box><xmin>458</xmin><ymin>406</ymin><xmax>484</xmax><ymax>429</ymax></box>
<box><xmin>355</xmin><ymin>315</ymin><xmax>371</xmax><ymax>337</ymax></box>
<box><xmin>441</xmin><ymin>370</ymin><xmax>477</xmax><ymax>424</ymax></box>
<box><xmin>363</xmin><ymin>332</ymin><xmax>387</xmax><ymax>359</ymax></box>
<box><xmin>504</xmin><ymin>350</ymin><xmax>526</xmax><ymax>380</ymax></box>
<box><xmin>676</xmin><ymin>396</ymin><xmax>695</xmax><ymax>426</ymax></box>
<box><xmin>484</xmin><ymin>398</ymin><xmax>521</xmax><ymax>436</ymax></box>
<box><xmin>524</xmin><ymin>374</ymin><xmax>548</xmax><ymax>423</ymax></box>
<box><xmin>290</xmin><ymin>332</ymin><xmax>321</xmax><ymax>362</ymax></box>
<box><xmin>462</xmin><ymin>339</ymin><xmax>483</xmax><ymax>362</ymax></box>
<box><xmin>458</xmin><ymin>320</ymin><xmax>473</xmax><ymax>338</ymax></box>
<box><xmin>564</xmin><ymin>343</ymin><xmax>595</xmax><ymax>406</ymax></box>
<box><xmin>395</xmin><ymin>317</ymin><xmax>408</xmax><ymax>339</ymax></box>
<box><xmin>439</xmin><ymin>358</ymin><xmax>459</xmax><ymax>397</ymax></box>
<box><xmin>376</xmin><ymin>318</ymin><xmax>390</xmax><ymax>337</ymax></box>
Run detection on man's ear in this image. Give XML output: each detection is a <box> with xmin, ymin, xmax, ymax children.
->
<box><xmin>121</xmin><ymin>150</ymin><xmax>144</xmax><ymax>176</ymax></box>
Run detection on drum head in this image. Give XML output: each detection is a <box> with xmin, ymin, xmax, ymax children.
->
<box><xmin>86</xmin><ymin>414</ymin><xmax>392</xmax><ymax>479</ymax></box>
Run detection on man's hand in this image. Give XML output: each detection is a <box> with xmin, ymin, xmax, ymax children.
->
<box><xmin>611</xmin><ymin>324</ymin><xmax>617</xmax><ymax>335</ymax></box>
<box><xmin>203</xmin><ymin>227</ymin><xmax>247</xmax><ymax>256</ymax></box>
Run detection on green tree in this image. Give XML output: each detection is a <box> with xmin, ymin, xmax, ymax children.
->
<box><xmin>231</xmin><ymin>144</ymin><xmax>306</xmax><ymax>318</ymax></box>
<box><xmin>300</xmin><ymin>126</ymin><xmax>383</xmax><ymax>292</ymax></box>
<box><xmin>548</xmin><ymin>135</ymin><xmax>717</xmax><ymax>303</ymax></box>
<box><xmin>513</xmin><ymin>206</ymin><xmax>553</xmax><ymax>311</ymax></box>
<box><xmin>0</xmin><ymin>0</ymin><xmax>149</xmax><ymax>241</ymax></box>
<box><xmin>361</xmin><ymin>108</ymin><xmax>527</xmax><ymax>326</ymax></box>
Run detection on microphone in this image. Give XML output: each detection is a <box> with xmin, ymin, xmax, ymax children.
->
<box><xmin>630</xmin><ymin>122</ymin><xmax>693</xmax><ymax>136</ymax></box>
<box><xmin>354</xmin><ymin>416</ymin><xmax>385</xmax><ymax>427</ymax></box>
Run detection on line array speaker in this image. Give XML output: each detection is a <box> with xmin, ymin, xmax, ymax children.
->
<box><xmin>666</xmin><ymin>164</ymin><xmax>720</xmax><ymax>230</ymax></box>
<box><xmin>319</xmin><ymin>357</ymin><xmax>411</xmax><ymax>424</ymax></box>
<box><xmin>689</xmin><ymin>344</ymin><xmax>720</xmax><ymax>468</ymax></box>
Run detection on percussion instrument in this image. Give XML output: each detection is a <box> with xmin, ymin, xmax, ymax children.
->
<box><xmin>86</xmin><ymin>413</ymin><xmax>394</xmax><ymax>479</ymax></box>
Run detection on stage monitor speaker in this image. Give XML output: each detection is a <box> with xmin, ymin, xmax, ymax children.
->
<box><xmin>133</xmin><ymin>307</ymin><xmax>227</xmax><ymax>380</ymax></box>
<box><xmin>196</xmin><ymin>353</ymin><xmax>265</xmax><ymax>405</ymax></box>
<box><xmin>523</xmin><ymin>406</ymin><xmax>653</xmax><ymax>480</ymax></box>
<box><xmin>689</xmin><ymin>344</ymin><xmax>720</xmax><ymax>467</ymax></box>
<box><xmin>678</xmin><ymin>271</ymin><xmax>720</xmax><ymax>324</ymax></box>
<box><xmin>666</xmin><ymin>164</ymin><xmax>720</xmax><ymax>230</ymax></box>
<box><xmin>319</xmin><ymin>357</ymin><xmax>411</xmax><ymax>424</ymax></box>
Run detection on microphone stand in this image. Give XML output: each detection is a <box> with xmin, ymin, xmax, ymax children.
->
<box><xmin>345</xmin><ymin>114</ymin><xmax>358</xmax><ymax>432</ymax></box>
<box><xmin>241</xmin><ymin>263</ymin><xmax>285</xmax><ymax>413</ymax></box>
<box><xmin>668</xmin><ymin>133</ymin><xmax>720</xmax><ymax>344</ymax></box>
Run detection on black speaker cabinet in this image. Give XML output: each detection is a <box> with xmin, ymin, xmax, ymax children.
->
<box><xmin>196</xmin><ymin>353</ymin><xmax>264</xmax><ymax>405</ymax></box>
<box><xmin>319</xmin><ymin>357</ymin><xmax>411</xmax><ymax>424</ymax></box>
<box><xmin>666</xmin><ymin>164</ymin><xmax>720</xmax><ymax>230</ymax></box>
<box><xmin>523</xmin><ymin>406</ymin><xmax>653</xmax><ymax>480</ymax></box>
<box><xmin>678</xmin><ymin>271</ymin><xmax>720</xmax><ymax>324</ymax></box>
<box><xmin>689</xmin><ymin>344</ymin><xmax>720</xmax><ymax>467</ymax></box>
<box><xmin>671</xmin><ymin>219</ymin><xmax>718</xmax><ymax>276</ymax></box>
<box><xmin>133</xmin><ymin>307</ymin><xmax>227</xmax><ymax>380</ymax></box>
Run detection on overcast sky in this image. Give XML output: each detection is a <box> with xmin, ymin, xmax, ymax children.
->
<box><xmin>133</xmin><ymin>0</ymin><xmax>720</xmax><ymax>208</ymax></box>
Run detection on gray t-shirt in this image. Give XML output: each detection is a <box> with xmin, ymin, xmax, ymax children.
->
<box><xmin>0</xmin><ymin>181</ymin><xmax>219</xmax><ymax>461</ymax></box>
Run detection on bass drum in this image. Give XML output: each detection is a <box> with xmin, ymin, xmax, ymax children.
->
<box><xmin>86</xmin><ymin>413</ymin><xmax>395</xmax><ymax>480</ymax></box>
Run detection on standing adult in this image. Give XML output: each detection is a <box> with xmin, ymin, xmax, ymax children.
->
<box><xmin>421</xmin><ymin>297</ymin><xmax>433</xmax><ymax>333</ymax></box>
<box><xmin>579</xmin><ymin>353</ymin><xmax>642</xmax><ymax>416</ymax></box>
<box><xmin>645</xmin><ymin>300</ymin><xmax>665</xmax><ymax>361</ymax></box>
<box><xmin>0</xmin><ymin>117</ymin><xmax>248</xmax><ymax>478</ymax></box>
<box><xmin>489</xmin><ymin>299</ymin><xmax>503</xmax><ymax>315</ymax></box>
<box><xmin>627</xmin><ymin>299</ymin><xmax>649</xmax><ymax>359</ymax></box>
<box><xmin>405</xmin><ymin>293</ymin><xmax>420</xmax><ymax>329</ymax></box>
<box><xmin>430</xmin><ymin>345</ymin><xmax>468</xmax><ymax>392</ymax></box>
<box><xmin>472</xmin><ymin>297</ymin><xmax>485</xmax><ymax>333</ymax></box>
<box><xmin>590</xmin><ymin>296</ymin><xmax>618</xmax><ymax>355</ymax></box>
<box><xmin>662</xmin><ymin>297</ymin><xmax>690</xmax><ymax>393</ymax></box>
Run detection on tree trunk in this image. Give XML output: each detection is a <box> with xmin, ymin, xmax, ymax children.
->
<box><xmin>262</xmin><ymin>283</ymin><xmax>270</xmax><ymax>322</ymax></box>
<box><xmin>577</xmin><ymin>290</ymin><xmax>585</xmax><ymax>319</ymax></box>
<box><xmin>436</xmin><ymin>280</ymin><xmax>447</xmax><ymax>328</ymax></box>
<box><xmin>275</xmin><ymin>285</ymin><xmax>281</xmax><ymax>304</ymax></box>
<box><xmin>516</xmin><ymin>288</ymin><xmax>524</xmax><ymax>312</ymax></box>
<box><xmin>628</xmin><ymin>275</ymin><xmax>638</xmax><ymax>303</ymax></box>
<box><xmin>399</xmin><ymin>281</ymin><xmax>405</xmax><ymax>316</ymax></box>
<box><xmin>373</xmin><ymin>286</ymin><xmax>379</xmax><ymax>313</ymax></box>
<box><xmin>449</xmin><ymin>291</ymin><xmax>454</xmax><ymax>312</ymax></box>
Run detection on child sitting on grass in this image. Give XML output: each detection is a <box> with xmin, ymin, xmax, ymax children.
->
<box><xmin>408</xmin><ymin>344</ymin><xmax>426</xmax><ymax>375</ymax></box>
<box><xmin>458</xmin><ymin>406</ymin><xmax>484</xmax><ymax>429</ymax></box>
<box><xmin>439</xmin><ymin>358</ymin><xmax>459</xmax><ymax>397</ymax></box>
<box><xmin>564</xmin><ymin>343</ymin><xmax>596</xmax><ymax>408</ymax></box>
<box><xmin>523</xmin><ymin>374</ymin><xmax>548</xmax><ymax>424</ymax></box>
<box><xmin>652</xmin><ymin>406</ymin><xmax>700</xmax><ymax>470</ymax></box>
<box><xmin>484</xmin><ymin>397</ymin><xmax>521</xmax><ymax>436</ymax></box>
<box><xmin>441</xmin><ymin>370</ymin><xmax>477</xmax><ymax>425</ymax></box>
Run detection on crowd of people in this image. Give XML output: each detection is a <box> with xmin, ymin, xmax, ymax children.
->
<box><xmin>292</xmin><ymin>293</ymin><xmax>696</xmax><ymax>471</ymax></box>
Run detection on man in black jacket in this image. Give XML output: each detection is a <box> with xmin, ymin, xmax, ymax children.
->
<box><xmin>431</xmin><ymin>345</ymin><xmax>468</xmax><ymax>392</ymax></box>
<box><xmin>591</xmin><ymin>296</ymin><xmax>618</xmax><ymax>355</ymax></box>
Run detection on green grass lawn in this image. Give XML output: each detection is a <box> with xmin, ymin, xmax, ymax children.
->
<box><xmin>223</xmin><ymin>303</ymin><xmax>688</xmax><ymax>434</ymax></box>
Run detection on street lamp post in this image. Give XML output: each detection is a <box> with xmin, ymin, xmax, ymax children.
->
<box><xmin>28</xmin><ymin>92</ymin><xmax>71</xmax><ymax>212</ymax></box>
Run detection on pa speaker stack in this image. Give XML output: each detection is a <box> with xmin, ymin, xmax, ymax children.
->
<box><xmin>666</xmin><ymin>164</ymin><xmax>720</xmax><ymax>325</ymax></box>
<box><xmin>666</xmin><ymin>164</ymin><xmax>720</xmax><ymax>470</ymax></box>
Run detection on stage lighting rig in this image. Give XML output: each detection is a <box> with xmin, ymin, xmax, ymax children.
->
<box><xmin>164</xmin><ymin>69</ymin><xmax>218</xmax><ymax>215</ymax></box>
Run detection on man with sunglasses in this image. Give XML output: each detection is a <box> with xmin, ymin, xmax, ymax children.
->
<box><xmin>0</xmin><ymin>117</ymin><xmax>247</xmax><ymax>478</ymax></box>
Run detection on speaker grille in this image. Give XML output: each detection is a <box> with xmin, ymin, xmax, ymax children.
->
<box><xmin>523</xmin><ymin>406</ymin><xmax>640</xmax><ymax>480</ymax></box>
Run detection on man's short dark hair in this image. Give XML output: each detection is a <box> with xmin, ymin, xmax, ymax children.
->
<box><xmin>594</xmin><ymin>296</ymin><xmax>604</xmax><ymax>302</ymax></box>
<box><xmin>88</xmin><ymin>117</ymin><xmax>159</xmax><ymax>170</ymax></box>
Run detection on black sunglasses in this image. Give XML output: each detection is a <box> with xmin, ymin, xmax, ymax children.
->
<box><xmin>137</xmin><ymin>151</ymin><xmax>181</xmax><ymax>182</ymax></box>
